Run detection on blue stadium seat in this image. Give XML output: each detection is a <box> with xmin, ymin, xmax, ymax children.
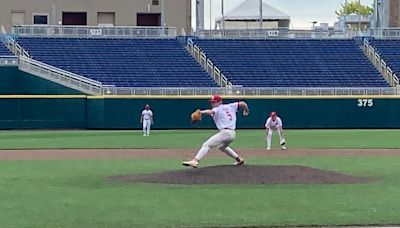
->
<box><xmin>16</xmin><ymin>37</ymin><xmax>217</xmax><ymax>88</ymax></box>
<box><xmin>0</xmin><ymin>44</ymin><xmax>12</xmax><ymax>56</ymax></box>
<box><xmin>193</xmin><ymin>39</ymin><xmax>388</xmax><ymax>87</ymax></box>
<box><xmin>370</xmin><ymin>39</ymin><xmax>400</xmax><ymax>76</ymax></box>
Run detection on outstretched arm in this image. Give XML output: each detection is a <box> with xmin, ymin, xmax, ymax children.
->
<box><xmin>200</xmin><ymin>109</ymin><xmax>215</xmax><ymax>116</ymax></box>
<box><xmin>238</xmin><ymin>101</ymin><xmax>250</xmax><ymax>116</ymax></box>
<box><xmin>140</xmin><ymin>114</ymin><xmax>143</xmax><ymax>123</ymax></box>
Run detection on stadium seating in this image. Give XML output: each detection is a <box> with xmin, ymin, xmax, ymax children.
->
<box><xmin>369</xmin><ymin>39</ymin><xmax>400</xmax><ymax>75</ymax></box>
<box><xmin>193</xmin><ymin>39</ymin><xmax>388</xmax><ymax>87</ymax></box>
<box><xmin>16</xmin><ymin>37</ymin><xmax>216</xmax><ymax>87</ymax></box>
<box><xmin>0</xmin><ymin>44</ymin><xmax>12</xmax><ymax>56</ymax></box>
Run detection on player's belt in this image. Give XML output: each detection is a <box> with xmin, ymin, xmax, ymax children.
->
<box><xmin>223</xmin><ymin>128</ymin><xmax>235</xmax><ymax>130</ymax></box>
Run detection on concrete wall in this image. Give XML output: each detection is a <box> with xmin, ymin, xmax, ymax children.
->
<box><xmin>0</xmin><ymin>0</ymin><xmax>191</xmax><ymax>34</ymax></box>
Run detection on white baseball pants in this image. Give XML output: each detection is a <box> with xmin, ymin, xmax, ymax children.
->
<box><xmin>143</xmin><ymin>120</ymin><xmax>151</xmax><ymax>135</ymax></box>
<box><xmin>266</xmin><ymin>128</ymin><xmax>284</xmax><ymax>149</ymax></box>
<box><xmin>195</xmin><ymin>129</ymin><xmax>239</xmax><ymax>161</ymax></box>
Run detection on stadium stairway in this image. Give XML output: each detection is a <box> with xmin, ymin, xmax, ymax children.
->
<box><xmin>368</xmin><ymin>39</ymin><xmax>400</xmax><ymax>83</ymax></box>
<box><xmin>193</xmin><ymin>39</ymin><xmax>389</xmax><ymax>88</ymax></box>
<box><xmin>16</xmin><ymin>37</ymin><xmax>218</xmax><ymax>88</ymax></box>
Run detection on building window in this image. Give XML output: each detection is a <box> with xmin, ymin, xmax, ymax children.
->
<box><xmin>97</xmin><ymin>12</ymin><xmax>115</xmax><ymax>26</ymax></box>
<box><xmin>33</xmin><ymin>14</ymin><xmax>48</xmax><ymax>25</ymax></box>
<box><xmin>152</xmin><ymin>0</ymin><xmax>159</xmax><ymax>6</ymax></box>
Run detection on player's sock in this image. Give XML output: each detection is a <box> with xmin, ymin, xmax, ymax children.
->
<box><xmin>220</xmin><ymin>147</ymin><xmax>239</xmax><ymax>159</ymax></box>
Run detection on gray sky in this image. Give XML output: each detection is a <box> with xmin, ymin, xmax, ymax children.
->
<box><xmin>192</xmin><ymin>0</ymin><xmax>373</xmax><ymax>29</ymax></box>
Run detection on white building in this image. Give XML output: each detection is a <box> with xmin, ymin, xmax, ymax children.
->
<box><xmin>215</xmin><ymin>0</ymin><xmax>290</xmax><ymax>30</ymax></box>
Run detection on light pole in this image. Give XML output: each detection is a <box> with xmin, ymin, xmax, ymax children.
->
<box><xmin>210</xmin><ymin>0</ymin><xmax>212</xmax><ymax>33</ymax></box>
<box><xmin>259</xmin><ymin>0</ymin><xmax>263</xmax><ymax>29</ymax></box>
<box><xmin>221</xmin><ymin>0</ymin><xmax>225</xmax><ymax>32</ymax></box>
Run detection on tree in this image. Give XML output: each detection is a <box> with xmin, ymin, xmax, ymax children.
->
<box><xmin>335</xmin><ymin>0</ymin><xmax>374</xmax><ymax>17</ymax></box>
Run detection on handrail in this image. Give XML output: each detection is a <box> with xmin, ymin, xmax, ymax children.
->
<box><xmin>363</xmin><ymin>39</ymin><xmax>399</xmax><ymax>87</ymax></box>
<box><xmin>19</xmin><ymin>56</ymin><xmax>102</xmax><ymax>95</ymax></box>
<box><xmin>13</xmin><ymin>25</ymin><xmax>177</xmax><ymax>38</ymax></box>
<box><xmin>102</xmin><ymin>87</ymin><xmax>400</xmax><ymax>96</ymax></box>
<box><xmin>20</xmin><ymin>56</ymin><xmax>102</xmax><ymax>86</ymax></box>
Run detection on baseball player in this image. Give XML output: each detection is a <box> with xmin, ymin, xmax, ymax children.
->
<box><xmin>265</xmin><ymin>112</ymin><xmax>286</xmax><ymax>150</ymax></box>
<box><xmin>182</xmin><ymin>94</ymin><xmax>249</xmax><ymax>168</ymax></box>
<box><xmin>140</xmin><ymin>104</ymin><xmax>153</xmax><ymax>136</ymax></box>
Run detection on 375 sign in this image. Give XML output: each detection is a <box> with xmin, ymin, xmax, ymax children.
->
<box><xmin>357</xmin><ymin>99</ymin><xmax>374</xmax><ymax>107</ymax></box>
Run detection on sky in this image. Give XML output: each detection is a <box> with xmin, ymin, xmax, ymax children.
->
<box><xmin>192</xmin><ymin>0</ymin><xmax>374</xmax><ymax>29</ymax></box>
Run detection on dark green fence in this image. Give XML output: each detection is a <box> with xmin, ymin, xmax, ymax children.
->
<box><xmin>0</xmin><ymin>96</ymin><xmax>398</xmax><ymax>129</ymax></box>
<box><xmin>0</xmin><ymin>67</ymin><xmax>82</xmax><ymax>95</ymax></box>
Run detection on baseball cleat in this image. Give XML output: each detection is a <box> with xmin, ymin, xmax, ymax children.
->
<box><xmin>266</xmin><ymin>147</ymin><xmax>271</xmax><ymax>151</ymax></box>
<box><xmin>143</xmin><ymin>134</ymin><xmax>146</xmax><ymax>136</ymax></box>
<box><xmin>281</xmin><ymin>146</ymin><xmax>287</xmax><ymax>150</ymax></box>
<box><xmin>182</xmin><ymin>159</ymin><xmax>199</xmax><ymax>168</ymax></box>
<box><xmin>234</xmin><ymin>157</ymin><xmax>245</xmax><ymax>166</ymax></box>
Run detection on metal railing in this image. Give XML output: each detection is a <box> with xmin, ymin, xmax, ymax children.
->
<box><xmin>363</xmin><ymin>39</ymin><xmax>399</xmax><ymax>86</ymax></box>
<box><xmin>194</xmin><ymin>28</ymin><xmax>363</xmax><ymax>39</ymax></box>
<box><xmin>187</xmin><ymin>38</ymin><xmax>231</xmax><ymax>87</ymax></box>
<box><xmin>370</xmin><ymin>28</ymin><xmax>400</xmax><ymax>39</ymax></box>
<box><xmin>101</xmin><ymin>86</ymin><xmax>400</xmax><ymax>96</ymax></box>
<box><xmin>0</xmin><ymin>56</ymin><xmax>18</xmax><ymax>66</ymax></box>
<box><xmin>19</xmin><ymin>56</ymin><xmax>102</xmax><ymax>95</ymax></box>
<box><xmin>12</xmin><ymin>25</ymin><xmax>177</xmax><ymax>38</ymax></box>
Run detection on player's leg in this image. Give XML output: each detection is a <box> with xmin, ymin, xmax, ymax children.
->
<box><xmin>146</xmin><ymin>120</ymin><xmax>151</xmax><ymax>136</ymax></box>
<box><xmin>277</xmin><ymin>130</ymin><xmax>286</xmax><ymax>150</ymax></box>
<box><xmin>266</xmin><ymin>129</ymin><xmax>273</xmax><ymax>150</ymax></box>
<box><xmin>217</xmin><ymin>131</ymin><xmax>244</xmax><ymax>165</ymax></box>
<box><xmin>183</xmin><ymin>131</ymin><xmax>224</xmax><ymax>168</ymax></box>
<box><xmin>142</xmin><ymin>121</ymin><xmax>147</xmax><ymax>136</ymax></box>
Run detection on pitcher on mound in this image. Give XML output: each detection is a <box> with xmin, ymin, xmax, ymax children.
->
<box><xmin>183</xmin><ymin>94</ymin><xmax>250</xmax><ymax>168</ymax></box>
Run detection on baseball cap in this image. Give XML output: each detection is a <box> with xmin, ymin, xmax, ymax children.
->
<box><xmin>209</xmin><ymin>94</ymin><xmax>222</xmax><ymax>103</ymax></box>
<box><xmin>270</xmin><ymin>111</ymin><xmax>277</xmax><ymax>117</ymax></box>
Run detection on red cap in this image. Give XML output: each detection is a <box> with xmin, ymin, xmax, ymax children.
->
<box><xmin>270</xmin><ymin>112</ymin><xmax>277</xmax><ymax>117</ymax></box>
<box><xmin>209</xmin><ymin>94</ymin><xmax>222</xmax><ymax>103</ymax></box>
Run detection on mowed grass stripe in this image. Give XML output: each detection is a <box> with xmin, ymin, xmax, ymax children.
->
<box><xmin>0</xmin><ymin>130</ymin><xmax>399</xmax><ymax>149</ymax></box>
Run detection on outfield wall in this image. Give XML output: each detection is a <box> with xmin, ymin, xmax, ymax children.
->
<box><xmin>0</xmin><ymin>96</ymin><xmax>399</xmax><ymax>129</ymax></box>
<box><xmin>0</xmin><ymin>67</ymin><xmax>82</xmax><ymax>95</ymax></box>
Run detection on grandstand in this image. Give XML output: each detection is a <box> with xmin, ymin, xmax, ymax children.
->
<box><xmin>369</xmin><ymin>39</ymin><xmax>400</xmax><ymax>76</ymax></box>
<box><xmin>16</xmin><ymin>37</ymin><xmax>217</xmax><ymax>88</ymax></box>
<box><xmin>193</xmin><ymin>39</ymin><xmax>389</xmax><ymax>88</ymax></box>
<box><xmin>0</xmin><ymin>43</ymin><xmax>12</xmax><ymax>56</ymax></box>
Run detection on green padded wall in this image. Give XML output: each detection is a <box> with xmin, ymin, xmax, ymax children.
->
<box><xmin>0</xmin><ymin>67</ymin><xmax>82</xmax><ymax>95</ymax></box>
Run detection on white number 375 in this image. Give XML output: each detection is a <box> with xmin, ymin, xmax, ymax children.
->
<box><xmin>357</xmin><ymin>99</ymin><xmax>374</xmax><ymax>107</ymax></box>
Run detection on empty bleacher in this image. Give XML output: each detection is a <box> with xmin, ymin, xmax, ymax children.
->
<box><xmin>17</xmin><ymin>37</ymin><xmax>216</xmax><ymax>87</ymax></box>
<box><xmin>194</xmin><ymin>39</ymin><xmax>388</xmax><ymax>87</ymax></box>
<box><xmin>0</xmin><ymin>44</ymin><xmax>12</xmax><ymax>56</ymax></box>
<box><xmin>370</xmin><ymin>39</ymin><xmax>400</xmax><ymax>75</ymax></box>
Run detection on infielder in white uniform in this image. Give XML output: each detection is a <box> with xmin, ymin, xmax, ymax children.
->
<box><xmin>182</xmin><ymin>94</ymin><xmax>250</xmax><ymax>168</ymax></box>
<box><xmin>140</xmin><ymin>104</ymin><xmax>153</xmax><ymax>136</ymax></box>
<box><xmin>265</xmin><ymin>112</ymin><xmax>286</xmax><ymax>150</ymax></box>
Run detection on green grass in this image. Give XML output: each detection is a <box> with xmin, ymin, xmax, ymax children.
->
<box><xmin>1</xmin><ymin>129</ymin><xmax>400</xmax><ymax>227</ymax></box>
<box><xmin>1</xmin><ymin>129</ymin><xmax>400</xmax><ymax>149</ymax></box>
<box><xmin>1</xmin><ymin>157</ymin><xmax>400</xmax><ymax>227</ymax></box>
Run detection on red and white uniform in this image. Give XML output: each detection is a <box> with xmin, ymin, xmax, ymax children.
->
<box><xmin>265</xmin><ymin>117</ymin><xmax>283</xmax><ymax>130</ymax></box>
<box><xmin>265</xmin><ymin>116</ymin><xmax>285</xmax><ymax>150</ymax></box>
<box><xmin>142</xmin><ymin>109</ymin><xmax>153</xmax><ymax>136</ymax></box>
<box><xmin>194</xmin><ymin>102</ymin><xmax>240</xmax><ymax>161</ymax></box>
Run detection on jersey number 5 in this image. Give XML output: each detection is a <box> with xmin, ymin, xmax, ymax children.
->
<box><xmin>225</xmin><ymin>110</ymin><xmax>233</xmax><ymax>120</ymax></box>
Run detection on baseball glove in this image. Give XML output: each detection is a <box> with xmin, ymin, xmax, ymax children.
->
<box><xmin>191</xmin><ymin>109</ymin><xmax>202</xmax><ymax>123</ymax></box>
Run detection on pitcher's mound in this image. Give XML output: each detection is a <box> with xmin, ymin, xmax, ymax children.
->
<box><xmin>110</xmin><ymin>165</ymin><xmax>373</xmax><ymax>185</ymax></box>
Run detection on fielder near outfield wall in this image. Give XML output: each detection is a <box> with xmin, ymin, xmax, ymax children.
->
<box><xmin>0</xmin><ymin>96</ymin><xmax>399</xmax><ymax>129</ymax></box>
